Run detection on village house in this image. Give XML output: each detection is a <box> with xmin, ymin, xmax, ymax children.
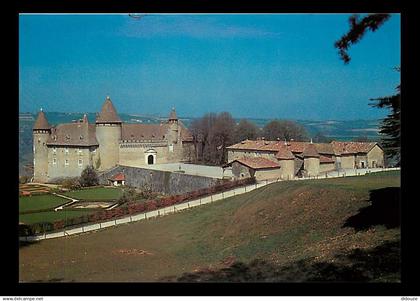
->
<box><xmin>225</xmin><ymin>139</ymin><xmax>384</xmax><ymax>180</ymax></box>
<box><xmin>33</xmin><ymin>96</ymin><xmax>195</xmax><ymax>183</ymax></box>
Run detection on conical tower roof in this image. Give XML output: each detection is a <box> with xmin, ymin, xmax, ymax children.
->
<box><xmin>302</xmin><ymin>142</ymin><xmax>320</xmax><ymax>158</ymax></box>
<box><xmin>33</xmin><ymin>110</ymin><xmax>50</xmax><ymax>130</ymax></box>
<box><xmin>168</xmin><ymin>107</ymin><xmax>178</xmax><ymax>121</ymax></box>
<box><xmin>275</xmin><ymin>146</ymin><xmax>295</xmax><ymax>160</ymax></box>
<box><xmin>96</xmin><ymin>96</ymin><xmax>122</xmax><ymax>124</ymax></box>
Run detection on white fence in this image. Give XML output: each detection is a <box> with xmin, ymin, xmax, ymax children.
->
<box><xmin>20</xmin><ymin>167</ymin><xmax>399</xmax><ymax>242</ymax></box>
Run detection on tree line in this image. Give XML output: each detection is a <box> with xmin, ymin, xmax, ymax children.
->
<box><xmin>190</xmin><ymin>113</ymin><xmax>311</xmax><ymax>165</ymax></box>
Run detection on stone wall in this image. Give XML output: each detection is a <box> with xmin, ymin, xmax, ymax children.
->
<box><xmin>47</xmin><ymin>146</ymin><xmax>95</xmax><ymax>181</ymax></box>
<box><xmin>320</xmin><ymin>162</ymin><xmax>336</xmax><ymax>173</ymax></box>
<box><xmin>279</xmin><ymin>159</ymin><xmax>295</xmax><ymax>180</ymax></box>
<box><xmin>96</xmin><ymin>124</ymin><xmax>121</xmax><ymax>170</ymax></box>
<box><xmin>33</xmin><ymin>131</ymin><xmax>49</xmax><ymax>182</ymax></box>
<box><xmin>254</xmin><ymin>168</ymin><xmax>282</xmax><ymax>181</ymax></box>
<box><xmin>304</xmin><ymin>157</ymin><xmax>320</xmax><ymax>177</ymax></box>
<box><xmin>98</xmin><ymin>165</ymin><xmax>221</xmax><ymax>195</ymax></box>
<box><xmin>231</xmin><ymin>161</ymin><xmax>253</xmax><ymax>179</ymax></box>
<box><xmin>367</xmin><ymin>145</ymin><xmax>385</xmax><ymax>168</ymax></box>
<box><xmin>340</xmin><ymin>154</ymin><xmax>355</xmax><ymax>169</ymax></box>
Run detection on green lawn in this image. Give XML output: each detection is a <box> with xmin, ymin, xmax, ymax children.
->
<box><xmin>19</xmin><ymin>210</ymin><xmax>95</xmax><ymax>225</ymax></box>
<box><xmin>20</xmin><ymin>171</ymin><xmax>400</xmax><ymax>282</ymax></box>
<box><xmin>19</xmin><ymin>195</ymin><xmax>68</xmax><ymax>213</ymax></box>
<box><xmin>62</xmin><ymin>187</ymin><xmax>123</xmax><ymax>201</ymax></box>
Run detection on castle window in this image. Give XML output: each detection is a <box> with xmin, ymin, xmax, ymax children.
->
<box><xmin>78</xmin><ymin>159</ymin><xmax>83</xmax><ymax>167</ymax></box>
<box><xmin>78</xmin><ymin>149</ymin><xmax>83</xmax><ymax>155</ymax></box>
<box><xmin>65</xmin><ymin>159</ymin><xmax>69</xmax><ymax>166</ymax></box>
<box><xmin>53</xmin><ymin>158</ymin><xmax>57</xmax><ymax>165</ymax></box>
<box><xmin>53</xmin><ymin>147</ymin><xmax>57</xmax><ymax>154</ymax></box>
<box><xmin>65</xmin><ymin>148</ymin><xmax>69</xmax><ymax>154</ymax></box>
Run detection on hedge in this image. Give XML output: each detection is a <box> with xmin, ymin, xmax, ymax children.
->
<box><xmin>21</xmin><ymin>177</ymin><xmax>256</xmax><ymax>236</ymax></box>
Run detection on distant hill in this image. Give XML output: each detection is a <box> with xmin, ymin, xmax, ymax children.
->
<box><xmin>19</xmin><ymin>112</ymin><xmax>382</xmax><ymax>176</ymax></box>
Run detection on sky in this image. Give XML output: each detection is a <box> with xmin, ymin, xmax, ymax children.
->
<box><xmin>19</xmin><ymin>13</ymin><xmax>401</xmax><ymax>120</ymax></box>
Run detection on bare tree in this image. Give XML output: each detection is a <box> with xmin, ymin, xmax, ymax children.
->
<box><xmin>190</xmin><ymin>112</ymin><xmax>236</xmax><ymax>165</ymax></box>
<box><xmin>234</xmin><ymin>119</ymin><xmax>261</xmax><ymax>143</ymax></box>
<box><xmin>263</xmin><ymin>120</ymin><xmax>308</xmax><ymax>141</ymax></box>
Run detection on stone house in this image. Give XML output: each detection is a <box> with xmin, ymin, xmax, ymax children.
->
<box><xmin>226</xmin><ymin>139</ymin><xmax>384</xmax><ymax>180</ymax></box>
<box><xmin>33</xmin><ymin>96</ymin><xmax>196</xmax><ymax>183</ymax></box>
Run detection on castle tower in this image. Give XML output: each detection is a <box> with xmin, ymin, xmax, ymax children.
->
<box><xmin>275</xmin><ymin>145</ymin><xmax>295</xmax><ymax>180</ymax></box>
<box><xmin>33</xmin><ymin>109</ymin><xmax>51</xmax><ymax>182</ymax></box>
<box><xmin>167</xmin><ymin>107</ymin><xmax>179</xmax><ymax>144</ymax></box>
<box><xmin>95</xmin><ymin>96</ymin><xmax>122</xmax><ymax>171</ymax></box>
<box><xmin>302</xmin><ymin>141</ymin><xmax>320</xmax><ymax>177</ymax></box>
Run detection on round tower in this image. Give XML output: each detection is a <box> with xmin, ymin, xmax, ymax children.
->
<box><xmin>33</xmin><ymin>109</ymin><xmax>51</xmax><ymax>183</ymax></box>
<box><xmin>167</xmin><ymin>107</ymin><xmax>179</xmax><ymax>144</ymax></box>
<box><xmin>95</xmin><ymin>96</ymin><xmax>122</xmax><ymax>171</ymax></box>
<box><xmin>275</xmin><ymin>144</ymin><xmax>295</xmax><ymax>180</ymax></box>
<box><xmin>303</xmin><ymin>140</ymin><xmax>320</xmax><ymax>177</ymax></box>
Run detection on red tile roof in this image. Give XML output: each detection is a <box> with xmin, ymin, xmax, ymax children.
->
<box><xmin>229</xmin><ymin>157</ymin><xmax>280</xmax><ymax>170</ymax></box>
<box><xmin>331</xmin><ymin>141</ymin><xmax>379</xmax><ymax>155</ymax></box>
<box><xmin>226</xmin><ymin>140</ymin><xmax>333</xmax><ymax>154</ymax></box>
<box><xmin>96</xmin><ymin>96</ymin><xmax>122</xmax><ymax>124</ymax></box>
<box><xmin>302</xmin><ymin>143</ymin><xmax>320</xmax><ymax>158</ymax></box>
<box><xmin>275</xmin><ymin>147</ymin><xmax>295</xmax><ymax>160</ymax></box>
<box><xmin>227</xmin><ymin>140</ymin><xmax>377</xmax><ymax>156</ymax></box>
<box><xmin>319</xmin><ymin>155</ymin><xmax>335</xmax><ymax>163</ymax></box>
<box><xmin>121</xmin><ymin>122</ymin><xmax>193</xmax><ymax>142</ymax></box>
<box><xmin>122</xmin><ymin>123</ymin><xmax>168</xmax><ymax>141</ymax></box>
<box><xmin>109</xmin><ymin>172</ymin><xmax>125</xmax><ymax>181</ymax></box>
<box><xmin>33</xmin><ymin>111</ymin><xmax>50</xmax><ymax>130</ymax></box>
<box><xmin>47</xmin><ymin>118</ymin><xmax>99</xmax><ymax>147</ymax></box>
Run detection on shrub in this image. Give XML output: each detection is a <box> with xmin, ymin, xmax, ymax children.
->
<box><xmin>19</xmin><ymin>176</ymin><xmax>30</xmax><ymax>184</ymax></box>
<box><xmin>80</xmin><ymin>165</ymin><xmax>99</xmax><ymax>187</ymax></box>
<box><xmin>145</xmin><ymin>200</ymin><xmax>158</xmax><ymax>211</ymax></box>
<box><xmin>53</xmin><ymin>220</ymin><xmax>65</xmax><ymax>230</ymax></box>
<box><xmin>19</xmin><ymin>224</ymin><xmax>32</xmax><ymax>236</ymax></box>
<box><xmin>61</xmin><ymin>177</ymin><xmax>82</xmax><ymax>190</ymax></box>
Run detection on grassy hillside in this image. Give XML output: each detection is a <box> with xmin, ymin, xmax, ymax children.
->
<box><xmin>19</xmin><ymin>171</ymin><xmax>400</xmax><ymax>282</ymax></box>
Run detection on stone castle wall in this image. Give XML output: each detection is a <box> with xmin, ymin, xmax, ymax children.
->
<box><xmin>98</xmin><ymin>165</ymin><xmax>220</xmax><ymax>195</ymax></box>
<box><xmin>47</xmin><ymin>146</ymin><xmax>97</xmax><ymax>181</ymax></box>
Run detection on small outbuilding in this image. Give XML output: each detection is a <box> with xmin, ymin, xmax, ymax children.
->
<box><xmin>225</xmin><ymin>157</ymin><xmax>281</xmax><ymax>181</ymax></box>
<box><xmin>108</xmin><ymin>172</ymin><xmax>126</xmax><ymax>186</ymax></box>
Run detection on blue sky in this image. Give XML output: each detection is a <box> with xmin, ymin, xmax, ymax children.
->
<box><xmin>19</xmin><ymin>14</ymin><xmax>400</xmax><ymax>120</ymax></box>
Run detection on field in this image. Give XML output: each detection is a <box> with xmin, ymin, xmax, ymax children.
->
<box><xmin>19</xmin><ymin>171</ymin><xmax>400</xmax><ymax>282</ymax></box>
<box><xmin>62</xmin><ymin>187</ymin><xmax>123</xmax><ymax>200</ymax></box>
<box><xmin>19</xmin><ymin>195</ymin><xmax>68</xmax><ymax>213</ymax></box>
<box><xmin>19</xmin><ymin>187</ymin><xmax>122</xmax><ymax>225</ymax></box>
